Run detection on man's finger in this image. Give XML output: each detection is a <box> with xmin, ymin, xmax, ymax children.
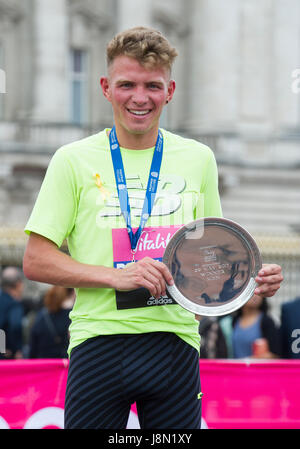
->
<box><xmin>255</xmin><ymin>274</ymin><xmax>284</xmax><ymax>284</ymax></box>
<box><xmin>255</xmin><ymin>284</ymin><xmax>281</xmax><ymax>296</ymax></box>
<box><xmin>258</xmin><ymin>264</ymin><xmax>282</xmax><ymax>276</ymax></box>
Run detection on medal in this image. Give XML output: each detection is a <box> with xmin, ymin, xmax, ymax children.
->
<box><xmin>109</xmin><ymin>126</ymin><xmax>163</xmax><ymax>258</ymax></box>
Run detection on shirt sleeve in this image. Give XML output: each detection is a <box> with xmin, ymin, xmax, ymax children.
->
<box><xmin>198</xmin><ymin>149</ymin><xmax>223</xmax><ymax>218</ymax></box>
<box><xmin>24</xmin><ymin>147</ymin><xmax>78</xmax><ymax>248</ymax></box>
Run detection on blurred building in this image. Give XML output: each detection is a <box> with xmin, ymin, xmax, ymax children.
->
<box><xmin>0</xmin><ymin>0</ymin><xmax>300</xmax><ymax>313</ymax></box>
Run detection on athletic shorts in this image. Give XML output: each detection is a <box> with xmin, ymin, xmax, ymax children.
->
<box><xmin>64</xmin><ymin>332</ymin><xmax>202</xmax><ymax>429</ymax></box>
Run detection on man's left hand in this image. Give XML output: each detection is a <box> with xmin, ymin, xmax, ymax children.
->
<box><xmin>254</xmin><ymin>264</ymin><xmax>283</xmax><ymax>297</ymax></box>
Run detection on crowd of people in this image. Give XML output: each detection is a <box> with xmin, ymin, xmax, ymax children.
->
<box><xmin>0</xmin><ymin>266</ymin><xmax>75</xmax><ymax>359</ymax></box>
<box><xmin>0</xmin><ymin>265</ymin><xmax>298</xmax><ymax>360</ymax></box>
<box><xmin>198</xmin><ymin>292</ymin><xmax>300</xmax><ymax>359</ymax></box>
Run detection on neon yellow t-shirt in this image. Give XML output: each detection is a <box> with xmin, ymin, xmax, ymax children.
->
<box><xmin>25</xmin><ymin>129</ymin><xmax>222</xmax><ymax>355</ymax></box>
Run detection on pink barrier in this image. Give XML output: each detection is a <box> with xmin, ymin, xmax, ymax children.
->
<box><xmin>0</xmin><ymin>359</ymin><xmax>68</xmax><ymax>429</ymax></box>
<box><xmin>0</xmin><ymin>359</ymin><xmax>299</xmax><ymax>429</ymax></box>
<box><xmin>200</xmin><ymin>359</ymin><xmax>300</xmax><ymax>429</ymax></box>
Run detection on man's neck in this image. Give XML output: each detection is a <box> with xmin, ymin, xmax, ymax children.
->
<box><xmin>111</xmin><ymin>125</ymin><xmax>159</xmax><ymax>150</ymax></box>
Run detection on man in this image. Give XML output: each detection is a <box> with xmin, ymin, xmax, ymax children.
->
<box><xmin>0</xmin><ymin>267</ymin><xmax>24</xmax><ymax>359</ymax></box>
<box><xmin>23</xmin><ymin>27</ymin><xmax>283</xmax><ymax>429</ymax></box>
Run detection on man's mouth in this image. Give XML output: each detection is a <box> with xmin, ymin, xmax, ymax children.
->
<box><xmin>127</xmin><ymin>109</ymin><xmax>152</xmax><ymax>116</ymax></box>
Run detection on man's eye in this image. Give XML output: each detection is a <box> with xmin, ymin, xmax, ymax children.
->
<box><xmin>148</xmin><ymin>84</ymin><xmax>160</xmax><ymax>89</ymax></box>
<box><xmin>119</xmin><ymin>83</ymin><xmax>133</xmax><ymax>88</ymax></box>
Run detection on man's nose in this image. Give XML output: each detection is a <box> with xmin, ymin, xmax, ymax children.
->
<box><xmin>132</xmin><ymin>87</ymin><xmax>148</xmax><ymax>104</ymax></box>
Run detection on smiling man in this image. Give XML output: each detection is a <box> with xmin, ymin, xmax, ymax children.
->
<box><xmin>23</xmin><ymin>27</ymin><xmax>283</xmax><ymax>429</ymax></box>
<box><xmin>100</xmin><ymin>53</ymin><xmax>175</xmax><ymax>148</ymax></box>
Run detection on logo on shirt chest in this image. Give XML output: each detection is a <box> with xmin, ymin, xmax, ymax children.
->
<box><xmin>96</xmin><ymin>173</ymin><xmax>186</xmax><ymax>219</ymax></box>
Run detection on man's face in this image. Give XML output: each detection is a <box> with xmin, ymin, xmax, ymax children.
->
<box><xmin>100</xmin><ymin>55</ymin><xmax>175</xmax><ymax>145</ymax></box>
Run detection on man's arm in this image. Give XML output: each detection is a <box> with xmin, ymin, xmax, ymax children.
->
<box><xmin>23</xmin><ymin>232</ymin><xmax>173</xmax><ymax>298</ymax></box>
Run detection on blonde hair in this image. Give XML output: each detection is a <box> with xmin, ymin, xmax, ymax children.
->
<box><xmin>106</xmin><ymin>27</ymin><xmax>178</xmax><ymax>73</ymax></box>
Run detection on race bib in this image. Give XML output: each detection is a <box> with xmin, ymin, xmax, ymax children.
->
<box><xmin>112</xmin><ymin>225</ymin><xmax>181</xmax><ymax>309</ymax></box>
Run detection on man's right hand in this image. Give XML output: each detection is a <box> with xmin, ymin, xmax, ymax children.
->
<box><xmin>113</xmin><ymin>257</ymin><xmax>174</xmax><ymax>299</ymax></box>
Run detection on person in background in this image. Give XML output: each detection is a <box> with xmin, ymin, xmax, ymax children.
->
<box><xmin>280</xmin><ymin>296</ymin><xmax>300</xmax><ymax>359</ymax></box>
<box><xmin>196</xmin><ymin>315</ymin><xmax>228</xmax><ymax>358</ymax></box>
<box><xmin>0</xmin><ymin>267</ymin><xmax>25</xmax><ymax>359</ymax></box>
<box><xmin>29</xmin><ymin>286</ymin><xmax>75</xmax><ymax>358</ymax></box>
<box><xmin>219</xmin><ymin>294</ymin><xmax>281</xmax><ymax>359</ymax></box>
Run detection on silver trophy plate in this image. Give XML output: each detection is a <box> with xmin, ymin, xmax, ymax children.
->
<box><xmin>163</xmin><ymin>217</ymin><xmax>262</xmax><ymax>316</ymax></box>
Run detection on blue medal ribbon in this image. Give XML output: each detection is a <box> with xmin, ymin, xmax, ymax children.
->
<box><xmin>109</xmin><ymin>125</ymin><xmax>163</xmax><ymax>253</ymax></box>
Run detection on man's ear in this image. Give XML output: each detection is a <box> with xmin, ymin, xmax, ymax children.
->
<box><xmin>166</xmin><ymin>79</ymin><xmax>176</xmax><ymax>104</ymax></box>
<box><xmin>100</xmin><ymin>77</ymin><xmax>111</xmax><ymax>102</ymax></box>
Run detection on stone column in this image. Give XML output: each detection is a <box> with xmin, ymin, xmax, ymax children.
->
<box><xmin>185</xmin><ymin>0</ymin><xmax>240</xmax><ymax>134</ymax></box>
<box><xmin>273</xmin><ymin>0</ymin><xmax>300</xmax><ymax>130</ymax></box>
<box><xmin>238</xmin><ymin>0</ymin><xmax>274</xmax><ymax>136</ymax></box>
<box><xmin>117</xmin><ymin>0</ymin><xmax>153</xmax><ymax>31</ymax></box>
<box><xmin>31</xmin><ymin>0</ymin><xmax>68</xmax><ymax>122</ymax></box>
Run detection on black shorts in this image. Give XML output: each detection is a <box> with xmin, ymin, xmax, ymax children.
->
<box><xmin>64</xmin><ymin>332</ymin><xmax>202</xmax><ymax>429</ymax></box>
